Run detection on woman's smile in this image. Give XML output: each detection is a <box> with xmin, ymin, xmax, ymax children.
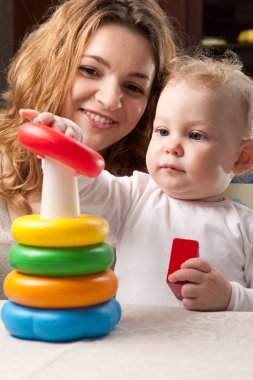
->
<box><xmin>80</xmin><ymin>109</ymin><xmax>117</xmax><ymax>129</ymax></box>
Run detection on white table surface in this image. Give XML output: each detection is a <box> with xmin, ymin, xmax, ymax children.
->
<box><xmin>1</xmin><ymin>301</ymin><xmax>253</xmax><ymax>380</ymax></box>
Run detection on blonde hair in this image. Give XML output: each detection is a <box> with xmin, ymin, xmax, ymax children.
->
<box><xmin>0</xmin><ymin>0</ymin><xmax>176</xmax><ymax>213</ymax></box>
<box><xmin>166</xmin><ymin>50</ymin><xmax>253</xmax><ymax>138</ymax></box>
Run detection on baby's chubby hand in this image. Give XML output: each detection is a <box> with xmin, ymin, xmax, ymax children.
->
<box><xmin>19</xmin><ymin>109</ymin><xmax>83</xmax><ymax>143</ymax></box>
<box><xmin>168</xmin><ymin>257</ymin><xmax>232</xmax><ymax>311</ymax></box>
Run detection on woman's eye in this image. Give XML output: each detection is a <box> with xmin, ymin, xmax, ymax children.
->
<box><xmin>79</xmin><ymin>66</ymin><xmax>98</xmax><ymax>76</ymax></box>
<box><xmin>126</xmin><ymin>84</ymin><xmax>144</xmax><ymax>95</ymax></box>
<box><xmin>189</xmin><ymin>131</ymin><xmax>206</xmax><ymax>141</ymax></box>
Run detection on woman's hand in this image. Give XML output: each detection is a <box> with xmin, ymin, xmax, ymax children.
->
<box><xmin>168</xmin><ymin>257</ymin><xmax>232</xmax><ymax>311</ymax></box>
<box><xmin>19</xmin><ymin>109</ymin><xmax>83</xmax><ymax>142</ymax></box>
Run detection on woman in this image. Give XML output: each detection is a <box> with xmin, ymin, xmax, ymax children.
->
<box><xmin>0</xmin><ymin>0</ymin><xmax>176</xmax><ymax>298</ymax></box>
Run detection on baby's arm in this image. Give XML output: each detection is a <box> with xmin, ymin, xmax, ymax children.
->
<box><xmin>19</xmin><ymin>109</ymin><xmax>83</xmax><ymax>142</ymax></box>
<box><xmin>168</xmin><ymin>258</ymin><xmax>232</xmax><ymax>311</ymax></box>
<box><xmin>230</xmin><ymin>248</ymin><xmax>253</xmax><ymax>311</ymax></box>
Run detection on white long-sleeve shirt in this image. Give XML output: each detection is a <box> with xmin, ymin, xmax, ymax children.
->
<box><xmin>79</xmin><ymin>171</ymin><xmax>253</xmax><ymax>311</ymax></box>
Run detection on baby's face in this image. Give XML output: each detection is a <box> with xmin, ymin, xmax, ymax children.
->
<box><xmin>146</xmin><ymin>79</ymin><xmax>243</xmax><ymax>201</ymax></box>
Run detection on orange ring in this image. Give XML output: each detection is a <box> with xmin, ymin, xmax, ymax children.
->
<box><xmin>4</xmin><ymin>270</ymin><xmax>118</xmax><ymax>308</ymax></box>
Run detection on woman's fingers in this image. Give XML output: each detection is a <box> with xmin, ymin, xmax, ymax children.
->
<box><xmin>19</xmin><ymin>109</ymin><xmax>39</xmax><ymax>121</ymax></box>
<box><xmin>19</xmin><ymin>109</ymin><xmax>83</xmax><ymax>143</ymax></box>
<box><xmin>33</xmin><ymin>112</ymin><xmax>56</xmax><ymax>126</ymax></box>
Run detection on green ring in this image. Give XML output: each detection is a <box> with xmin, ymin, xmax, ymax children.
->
<box><xmin>9</xmin><ymin>242</ymin><xmax>114</xmax><ymax>276</ymax></box>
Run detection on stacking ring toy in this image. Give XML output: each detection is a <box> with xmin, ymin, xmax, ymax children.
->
<box><xmin>12</xmin><ymin>214</ymin><xmax>109</xmax><ymax>247</ymax></box>
<box><xmin>9</xmin><ymin>242</ymin><xmax>114</xmax><ymax>276</ymax></box>
<box><xmin>1</xmin><ymin>298</ymin><xmax>121</xmax><ymax>342</ymax></box>
<box><xmin>4</xmin><ymin>270</ymin><xmax>118</xmax><ymax>308</ymax></box>
<box><xmin>18</xmin><ymin>122</ymin><xmax>104</xmax><ymax>177</ymax></box>
<box><xmin>1</xmin><ymin>121</ymin><xmax>121</xmax><ymax>342</ymax></box>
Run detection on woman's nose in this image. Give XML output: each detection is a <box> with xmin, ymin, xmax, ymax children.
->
<box><xmin>95</xmin><ymin>82</ymin><xmax>123</xmax><ymax>111</ymax></box>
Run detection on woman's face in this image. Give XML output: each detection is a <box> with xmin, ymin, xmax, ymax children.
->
<box><xmin>62</xmin><ymin>23</ymin><xmax>156</xmax><ymax>152</ymax></box>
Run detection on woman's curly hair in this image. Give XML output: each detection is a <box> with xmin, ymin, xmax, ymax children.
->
<box><xmin>0</xmin><ymin>0</ymin><xmax>177</xmax><ymax>213</ymax></box>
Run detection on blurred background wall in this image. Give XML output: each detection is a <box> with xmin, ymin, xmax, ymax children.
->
<box><xmin>1</xmin><ymin>0</ymin><xmax>252</xmax><ymax>104</ymax></box>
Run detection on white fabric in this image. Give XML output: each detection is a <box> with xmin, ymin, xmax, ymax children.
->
<box><xmin>79</xmin><ymin>171</ymin><xmax>253</xmax><ymax>311</ymax></box>
<box><xmin>2</xmin><ymin>301</ymin><xmax>253</xmax><ymax>380</ymax></box>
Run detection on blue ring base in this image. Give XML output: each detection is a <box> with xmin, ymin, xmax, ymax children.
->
<box><xmin>1</xmin><ymin>298</ymin><xmax>121</xmax><ymax>342</ymax></box>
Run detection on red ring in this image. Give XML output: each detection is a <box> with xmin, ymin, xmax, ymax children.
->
<box><xmin>18</xmin><ymin>122</ymin><xmax>104</xmax><ymax>177</ymax></box>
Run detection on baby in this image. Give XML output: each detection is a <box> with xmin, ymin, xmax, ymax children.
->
<box><xmin>21</xmin><ymin>52</ymin><xmax>253</xmax><ymax>311</ymax></box>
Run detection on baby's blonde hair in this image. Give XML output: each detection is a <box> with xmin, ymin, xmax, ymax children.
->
<box><xmin>166</xmin><ymin>51</ymin><xmax>253</xmax><ymax>138</ymax></box>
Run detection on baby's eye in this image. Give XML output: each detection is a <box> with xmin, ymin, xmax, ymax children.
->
<box><xmin>79</xmin><ymin>66</ymin><xmax>98</xmax><ymax>76</ymax></box>
<box><xmin>158</xmin><ymin>128</ymin><xmax>169</xmax><ymax>136</ymax></box>
<box><xmin>189</xmin><ymin>131</ymin><xmax>207</xmax><ymax>141</ymax></box>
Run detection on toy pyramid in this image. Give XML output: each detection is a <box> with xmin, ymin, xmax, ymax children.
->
<box><xmin>1</xmin><ymin>122</ymin><xmax>121</xmax><ymax>342</ymax></box>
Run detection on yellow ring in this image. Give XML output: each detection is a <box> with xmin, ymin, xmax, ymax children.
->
<box><xmin>4</xmin><ymin>270</ymin><xmax>118</xmax><ymax>308</ymax></box>
<box><xmin>12</xmin><ymin>214</ymin><xmax>109</xmax><ymax>247</ymax></box>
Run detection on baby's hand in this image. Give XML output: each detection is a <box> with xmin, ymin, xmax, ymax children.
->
<box><xmin>19</xmin><ymin>109</ymin><xmax>83</xmax><ymax>142</ymax></box>
<box><xmin>168</xmin><ymin>257</ymin><xmax>232</xmax><ymax>311</ymax></box>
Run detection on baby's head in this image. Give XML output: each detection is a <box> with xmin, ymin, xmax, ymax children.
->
<box><xmin>165</xmin><ymin>51</ymin><xmax>253</xmax><ymax>139</ymax></box>
<box><xmin>146</xmin><ymin>51</ymin><xmax>253</xmax><ymax>201</ymax></box>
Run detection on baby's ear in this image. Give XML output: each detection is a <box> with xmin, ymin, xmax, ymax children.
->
<box><xmin>233</xmin><ymin>139</ymin><xmax>253</xmax><ymax>175</ymax></box>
